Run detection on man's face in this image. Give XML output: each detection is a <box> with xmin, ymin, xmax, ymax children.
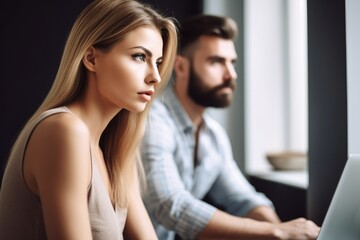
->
<box><xmin>187</xmin><ymin>36</ymin><xmax>238</xmax><ymax>108</ymax></box>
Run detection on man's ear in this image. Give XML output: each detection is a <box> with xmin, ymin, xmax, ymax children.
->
<box><xmin>174</xmin><ymin>55</ymin><xmax>189</xmax><ymax>77</ymax></box>
<box><xmin>82</xmin><ymin>47</ymin><xmax>96</xmax><ymax>72</ymax></box>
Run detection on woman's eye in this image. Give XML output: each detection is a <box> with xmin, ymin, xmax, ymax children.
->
<box><xmin>132</xmin><ymin>54</ymin><xmax>146</xmax><ymax>62</ymax></box>
<box><xmin>133</xmin><ymin>54</ymin><xmax>145</xmax><ymax>62</ymax></box>
<box><xmin>156</xmin><ymin>61</ymin><xmax>162</xmax><ymax>69</ymax></box>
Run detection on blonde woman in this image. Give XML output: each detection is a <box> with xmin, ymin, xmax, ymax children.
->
<box><xmin>0</xmin><ymin>0</ymin><xmax>177</xmax><ymax>239</ymax></box>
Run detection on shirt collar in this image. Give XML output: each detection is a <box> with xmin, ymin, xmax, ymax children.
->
<box><xmin>162</xmin><ymin>86</ymin><xmax>195</xmax><ymax>133</ymax></box>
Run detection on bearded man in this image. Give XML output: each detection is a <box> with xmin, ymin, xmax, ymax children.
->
<box><xmin>140</xmin><ymin>14</ymin><xmax>320</xmax><ymax>240</ymax></box>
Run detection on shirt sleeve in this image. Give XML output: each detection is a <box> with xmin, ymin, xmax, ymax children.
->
<box><xmin>204</xmin><ymin>123</ymin><xmax>274</xmax><ymax>216</ymax></box>
<box><xmin>141</xmin><ymin>102</ymin><xmax>216</xmax><ymax>239</ymax></box>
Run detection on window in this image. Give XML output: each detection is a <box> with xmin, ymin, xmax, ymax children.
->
<box><xmin>204</xmin><ymin>0</ymin><xmax>308</xmax><ymax>178</ymax></box>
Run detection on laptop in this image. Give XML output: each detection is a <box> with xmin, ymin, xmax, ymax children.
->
<box><xmin>317</xmin><ymin>154</ymin><xmax>360</xmax><ymax>240</ymax></box>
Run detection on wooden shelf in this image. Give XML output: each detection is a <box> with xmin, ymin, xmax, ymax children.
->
<box><xmin>247</xmin><ymin>170</ymin><xmax>308</xmax><ymax>189</ymax></box>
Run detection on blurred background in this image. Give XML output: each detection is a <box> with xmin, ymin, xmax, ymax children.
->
<box><xmin>1</xmin><ymin>0</ymin><xmax>355</xmax><ymax>227</ymax></box>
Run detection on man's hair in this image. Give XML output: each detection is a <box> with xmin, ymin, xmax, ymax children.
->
<box><xmin>178</xmin><ymin>14</ymin><xmax>238</xmax><ymax>54</ymax></box>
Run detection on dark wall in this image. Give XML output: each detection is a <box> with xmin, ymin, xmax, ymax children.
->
<box><xmin>307</xmin><ymin>0</ymin><xmax>348</xmax><ymax>225</ymax></box>
<box><xmin>0</xmin><ymin>1</ymin><xmax>93</xmax><ymax>183</ymax></box>
<box><xmin>0</xmin><ymin>0</ymin><xmax>202</xmax><ymax>184</ymax></box>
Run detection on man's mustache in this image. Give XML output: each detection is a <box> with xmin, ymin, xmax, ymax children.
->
<box><xmin>212</xmin><ymin>80</ymin><xmax>237</xmax><ymax>92</ymax></box>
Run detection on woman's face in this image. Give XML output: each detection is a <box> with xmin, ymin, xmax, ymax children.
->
<box><xmin>90</xmin><ymin>26</ymin><xmax>163</xmax><ymax>113</ymax></box>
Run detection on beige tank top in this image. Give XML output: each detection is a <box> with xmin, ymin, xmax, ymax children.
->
<box><xmin>0</xmin><ymin>107</ymin><xmax>127</xmax><ymax>240</ymax></box>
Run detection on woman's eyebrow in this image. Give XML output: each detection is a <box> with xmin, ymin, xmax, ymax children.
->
<box><xmin>129</xmin><ymin>46</ymin><xmax>153</xmax><ymax>57</ymax></box>
<box><xmin>129</xmin><ymin>46</ymin><xmax>163</xmax><ymax>61</ymax></box>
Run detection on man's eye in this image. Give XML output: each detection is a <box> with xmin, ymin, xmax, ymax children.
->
<box><xmin>132</xmin><ymin>54</ymin><xmax>146</xmax><ymax>62</ymax></box>
<box><xmin>210</xmin><ymin>58</ymin><xmax>222</xmax><ymax>64</ymax></box>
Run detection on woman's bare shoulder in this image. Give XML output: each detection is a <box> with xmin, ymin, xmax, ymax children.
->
<box><xmin>23</xmin><ymin>111</ymin><xmax>93</xmax><ymax>238</ymax></box>
<box><xmin>25</xmin><ymin>111</ymin><xmax>92</xmax><ymax>194</ymax></box>
<box><xmin>29</xmin><ymin>111</ymin><xmax>91</xmax><ymax>165</ymax></box>
<box><xmin>37</xmin><ymin>111</ymin><xmax>90</xmax><ymax>138</ymax></box>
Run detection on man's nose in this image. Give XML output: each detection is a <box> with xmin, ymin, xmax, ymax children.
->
<box><xmin>224</xmin><ymin>63</ymin><xmax>237</xmax><ymax>81</ymax></box>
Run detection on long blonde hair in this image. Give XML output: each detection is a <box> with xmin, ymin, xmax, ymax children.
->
<box><xmin>9</xmin><ymin>0</ymin><xmax>177</xmax><ymax>208</ymax></box>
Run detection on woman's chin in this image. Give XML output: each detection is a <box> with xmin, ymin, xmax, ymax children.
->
<box><xmin>126</xmin><ymin>104</ymin><xmax>147</xmax><ymax>113</ymax></box>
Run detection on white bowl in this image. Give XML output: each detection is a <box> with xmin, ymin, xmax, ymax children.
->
<box><xmin>266</xmin><ymin>151</ymin><xmax>307</xmax><ymax>171</ymax></box>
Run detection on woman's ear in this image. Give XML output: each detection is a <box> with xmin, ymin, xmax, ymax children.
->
<box><xmin>82</xmin><ymin>47</ymin><xmax>96</xmax><ymax>72</ymax></box>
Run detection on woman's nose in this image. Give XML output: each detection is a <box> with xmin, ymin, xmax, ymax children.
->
<box><xmin>145</xmin><ymin>64</ymin><xmax>161</xmax><ymax>85</ymax></box>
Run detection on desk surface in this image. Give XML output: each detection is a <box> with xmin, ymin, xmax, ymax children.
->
<box><xmin>247</xmin><ymin>170</ymin><xmax>308</xmax><ymax>189</ymax></box>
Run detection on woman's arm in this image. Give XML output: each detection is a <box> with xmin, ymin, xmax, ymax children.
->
<box><xmin>24</xmin><ymin>113</ymin><xmax>93</xmax><ymax>240</ymax></box>
<box><xmin>123</xmin><ymin>164</ymin><xmax>157</xmax><ymax>240</ymax></box>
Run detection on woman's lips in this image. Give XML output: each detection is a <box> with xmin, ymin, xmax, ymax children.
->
<box><xmin>137</xmin><ymin>90</ymin><xmax>154</xmax><ymax>102</ymax></box>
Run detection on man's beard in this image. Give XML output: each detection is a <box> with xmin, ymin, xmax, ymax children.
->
<box><xmin>187</xmin><ymin>65</ymin><xmax>236</xmax><ymax>108</ymax></box>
